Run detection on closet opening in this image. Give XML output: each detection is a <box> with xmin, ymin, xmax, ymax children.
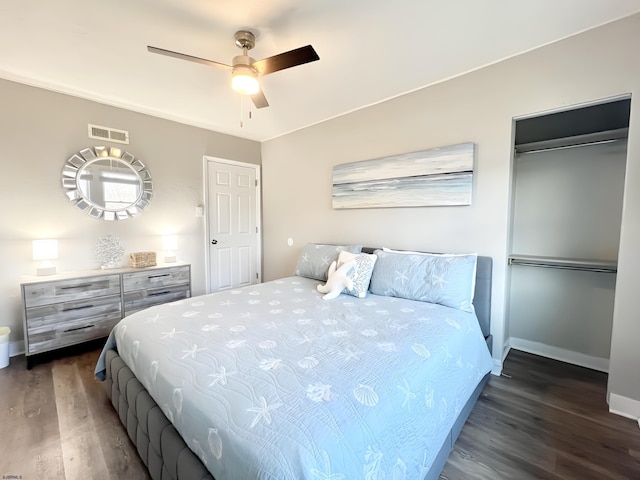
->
<box><xmin>506</xmin><ymin>96</ymin><xmax>631</xmax><ymax>372</ymax></box>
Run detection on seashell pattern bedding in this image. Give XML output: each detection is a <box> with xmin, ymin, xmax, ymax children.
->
<box><xmin>96</xmin><ymin>275</ymin><xmax>493</xmax><ymax>480</ymax></box>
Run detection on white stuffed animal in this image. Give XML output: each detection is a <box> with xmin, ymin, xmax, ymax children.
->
<box><xmin>316</xmin><ymin>259</ymin><xmax>355</xmax><ymax>300</ymax></box>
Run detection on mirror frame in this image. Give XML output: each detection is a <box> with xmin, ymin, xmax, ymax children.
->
<box><xmin>61</xmin><ymin>146</ymin><xmax>153</xmax><ymax>220</ymax></box>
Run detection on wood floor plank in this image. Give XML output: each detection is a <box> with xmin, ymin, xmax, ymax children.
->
<box><xmin>2</xmin><ymin>346</ymin><xmax>639</xmax><ymax>480</ymax></box>
<box><xmin>52</xmin><ymin>357</ymin><xmax>111</xmax><ymax>479</ymax></box>
<box><xmin>74</xmin><ymin>349</ymin><xmax>150</xmax><ymax>479</ymax></box>
<box><xmin>0</xmin><ymin>355</ymin><xmax>65</xmax><ymax>479</ymax></box>
<box><xmin>441</xmin><ymin>350</ymin><xmax>640</xmax><ymax>479</ymax></box>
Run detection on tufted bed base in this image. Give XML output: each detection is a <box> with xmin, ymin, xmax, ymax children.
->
<box><xmin>105</xmin><ymin>349</ymin><xmax>213</xmax><ymax>480</ymax></box>
<box><xmin>104</xmin><ymin>347</ymin><xmax>489</xmax><ymax>480</ymax></box>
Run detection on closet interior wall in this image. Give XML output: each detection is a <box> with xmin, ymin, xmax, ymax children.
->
<box><xmin>507</xmin><ymin>98</ymin><xmax>630</xmax><ymax>372</ymax></box>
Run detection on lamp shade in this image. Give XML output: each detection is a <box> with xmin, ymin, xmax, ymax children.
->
<box><xmin>33</xmin><ymin>239</ymin><xmax>58</xmax><ymax>275</ymax></box>
<box><xmin>231</xmin><ymin>65</ymin><xmax>260</xmax><ymax>95</ymax></box>
<box><xmin>32</xmin><ymin>239</ymin><xmax>58</xmax><ymax>261</ymax></box>
<box><xmin>162</xmin><ymin>235</ymin><xmax>177</xmax><ymax>263</ymax></box>
<box><xmin>162</xmin><ymin>235</ymin><xmax>178</xmax><ymax>251</ymax></box>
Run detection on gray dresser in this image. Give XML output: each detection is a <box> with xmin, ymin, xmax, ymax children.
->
<box><xmin>20</xmin><ymin>264</ymin><xmax>191</xmax><ymax>368</ymax></box>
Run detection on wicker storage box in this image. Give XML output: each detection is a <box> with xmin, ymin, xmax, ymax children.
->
<box><xmin>130</xmin><ymin>251</ymin><xmax>157</xmax><ymax>268</ymax></box>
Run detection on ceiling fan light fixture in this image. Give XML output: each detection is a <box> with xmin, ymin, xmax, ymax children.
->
<box><xmin>231</xmin><ymin>65</ymin><xmax>260</xmax><ymax>96</ymax></box>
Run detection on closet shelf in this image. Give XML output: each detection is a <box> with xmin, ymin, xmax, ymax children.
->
<box><xmin>515</xmin><ymin>127</ymin><xmax>628</xmax><ymax>154</ymax></box>
<box><xmin>508</xmin><ymin>255</ymin><xmax>617</xmax><ymax>273</ymax></box>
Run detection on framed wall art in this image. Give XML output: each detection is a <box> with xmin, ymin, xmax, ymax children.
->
<box><xmin>332</xmin><ymin>142</ymin><xmax>474</xmax><ymax>209</ymax></box>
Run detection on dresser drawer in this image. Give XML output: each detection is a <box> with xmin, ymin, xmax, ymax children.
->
<box><xmin>122</xmin><ymin>266</ymin><xmax>190</xmax><ymax>293</ymax></box>
<box><xmin>27</xmin><ymin>311</ymin><xmax>121</xmax><ymax>354</ymax></box>
<box><xmin>23</xmin><ymin>274</ymin><xmax>121</xmax><ymax>308</ymax></box>
<box><xmin>26</xmin><ymin>294</ymin><xmax>122</xmax><ymax>330</ymax></box>
<box><xmin>123</xmin><ymin>284</ymin><xmax>191</xmax><ymax>316</ymax></box>
<box><xmin>20</xmin><ymin>263</ymin><xmax>191</xmax><ymax>366</ymax></box>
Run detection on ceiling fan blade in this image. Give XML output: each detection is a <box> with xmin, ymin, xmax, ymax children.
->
<box><xmin>147</xmin><ymin>46</ymin><xmax>232</xmax><ymax>71</ymax></box>
<box><xmin>253</xmin><ymin>45</ymin><xmax>319</xmax><ymax>76</ymax></box>
<box><xmin>251</xmin><ymin>90</ymin><xmax>269</xmax><ymax>109</ymax></box>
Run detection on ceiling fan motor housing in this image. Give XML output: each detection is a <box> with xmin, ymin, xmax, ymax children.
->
<box><xmin>234</xmin><ymin>31</ymin><xmax>256</xmax><ymax>51</ymax></box>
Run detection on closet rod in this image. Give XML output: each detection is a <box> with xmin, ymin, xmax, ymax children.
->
<box><xmin>515</xmin><ymin>128</ymin><xmax>628</xmax><ymax>155</ymax></box>
<box><xmin>508</xmin><ymin>256</ymin><xmax>617</xmax><ymax>273</ymax></box>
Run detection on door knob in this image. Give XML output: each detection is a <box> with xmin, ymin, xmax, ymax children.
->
<box><xmin>211</xmin><ymin>239</ymin><xmax>218</xmax><ymax>245</ymax></box>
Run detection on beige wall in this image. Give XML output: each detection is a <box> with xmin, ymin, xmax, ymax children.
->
<box><xmin>261</xmin><ymin>14</ymin><xmax>640</xmax><ymax>416</ymax></box>
<box><xmin>0</xmin><ymin>78</ymin><xmax>260</xmax><ymax>355</ymax></box>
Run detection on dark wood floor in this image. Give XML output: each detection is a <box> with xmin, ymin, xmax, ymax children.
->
<box><xmin>1</xmin><ymin>346</ymin><xmax>639</xmax><ymax>479</ymax></box>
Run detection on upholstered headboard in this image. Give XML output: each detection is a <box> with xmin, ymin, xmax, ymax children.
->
<box><xmin>362</xmin><ymin>248</ymin><xmax>493</xmax><ymax>352</ymax></box>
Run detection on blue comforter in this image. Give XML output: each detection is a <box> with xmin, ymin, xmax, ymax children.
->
<box><xmin>96</xmin><ymin>276</ymin><xmax>493</xmax><ymax>479</ymax></box>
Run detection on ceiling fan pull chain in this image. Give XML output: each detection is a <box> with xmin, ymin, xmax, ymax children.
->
<box><xmin>239</xmin><ymin>95</ymin><xmax>244</xmax><ymax>128</ymax></box>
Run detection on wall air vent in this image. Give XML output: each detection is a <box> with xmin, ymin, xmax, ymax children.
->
<box><xmin>88</xmin><ymin>124</ymin><xmax>130</xmax><ymax>144</ymax></box>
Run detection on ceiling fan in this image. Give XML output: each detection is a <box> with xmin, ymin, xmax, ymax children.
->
<box><xmin>148</xmin><ymin>30</ymin><xmax>319</xmax><ymax>109</ymax></box>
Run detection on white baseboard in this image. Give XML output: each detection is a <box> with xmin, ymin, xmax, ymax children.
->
<box><xmin>10</xmin><ymin>340</ymin><xmax>24</xmax><ymax>357</ymax></box>
<box><xmin>609</xmin><ymin>393</ymin><xmax>640</xmax><ymax>421</ymax></box>
<box><xmin>490</xmin><ymin>343</ymin><xmax>510</xmax><ymax>376</ymax></box>
<box><xmin>508</xmin><ymin>337</ymin><xmax>609</xmax><ymax>373</ymax></box>
<box><xmin>491</xmin><ymin>358</ymin><xmax>503</xmax><ymax>376</ymax></box>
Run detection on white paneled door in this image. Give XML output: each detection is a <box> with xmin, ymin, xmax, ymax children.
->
<box><xmin>206</xmin><ymin>158</ymin><xmax>261</xmax><ymax>292</ymax></box>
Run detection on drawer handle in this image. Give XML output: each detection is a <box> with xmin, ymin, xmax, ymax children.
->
<box><xmin>148</xmin><ymin>274</ymin><xmax>170</xmax><ymax>279</ymax></box>
<box><xmin>149</xmin><ymin>290</ymin><xmax>171</xmax><ymax>297</ymax></box>
<box><xmin>62</xmin><ymin>304</ymin><xmax>95</xmax><ymax>312</ymax></box>
<box><xmin>63</xmin><ymin>324</ymin><xmax>95</xmax><ymax>333</ymax></box>
<box><xmin>60</xmin><ymin>283</ymin><xmax>94</xmax><ymax>290</ymax></box>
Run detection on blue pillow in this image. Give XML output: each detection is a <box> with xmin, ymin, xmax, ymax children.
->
<box><xmin>294</xmin><ymin>243</ymin><xmax>362</xmax><ymax>281</ymax></box>
<box><xmin>369</xmin><ymin>250</ymin><xmax>477</xmax><ymax>312</ymax></box>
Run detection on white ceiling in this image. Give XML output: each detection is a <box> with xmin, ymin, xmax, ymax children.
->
<box><xmin>1</xmin><ymin>1</ymin><xmax>639</xmax><ymax>142</ymax></box>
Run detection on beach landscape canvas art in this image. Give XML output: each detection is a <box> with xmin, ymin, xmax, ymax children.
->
<box><xmin>332</xmin><ymin>143</ymin><xmax>474</xmax><ymax>209</ymax></box>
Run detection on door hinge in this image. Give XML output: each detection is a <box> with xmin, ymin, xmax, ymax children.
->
<box><xmin>256</xmin><ymin>226</ymin><xmax>259</xmax><ymax>233</ymax></box>
<box><xmin>255</xmin><ymin>179</ymin><xmax>258</xmax><ymax>187</ymax></box>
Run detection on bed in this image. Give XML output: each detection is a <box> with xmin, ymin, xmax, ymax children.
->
<box><xmin>95</xmin><ymin>246</ymin><xmax>494</xmax><ymax>480</ymax></box>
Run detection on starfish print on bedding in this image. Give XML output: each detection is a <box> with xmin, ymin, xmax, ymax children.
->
<box><xmin>160</xmin><ymin>328</ymin><xmax>184</xmax><ymax>339</ymax></box>
<box><xmin>339</xmin><ymin>348</ymin><xmax>361</xmax><ymax>362</ymax></box>
<box><xmin>441</xmin><ymin>344</ymin><xmax>453</xmax><ymax>363</ymax></box>
<box><xmin>395</xmin><ymin>270</ymin><xmax>409</xmax><ymax>285</ymax></box>
<box><xmin>398</xmin><ymin>378</ymin><xmax>417</xmax><ymax>412</ymax></box>
<box><xmin>311</xmin><ymin>451</ymin><xmax>345</xmax><ymax>480</ymax></box>
<box><xmin>145</xmin><ymin>314</ymin><xmax>162</xmax><ymax>323</ymax></box>
<box><xmin>181</xmin><ymin>344</ymin><xmax>206</xmax><ymax>359</ymax></box>
<box><xmin>207</xmin><ymin>366</ymin><xmax>236</xmax><ymax>386</ymax></box>
<box><xmin>431</xmin><ymin>274</ymin><xmax>448</xmax><ymax>288</ymax></box>
<box><xmin>247</xmin><ymin>396</ymin><xmax>282</xmax><ymax>428</ymax></box>
<box><xmin>389</xmin><ymin>322</ymin><xmax>409</xmax><ymax>331</ymax></box>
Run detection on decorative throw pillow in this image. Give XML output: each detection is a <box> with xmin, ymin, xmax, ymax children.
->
<box><xmin>337</xmin><ymin>251</ymin><xmax>378</xmax><ymax>298</ymax></box>
<box><xmin>369</xmin><ymin>250</ymin><xmax>477</xmax><ymax>311</ymax></box>
<box><xmin>380</xmin><ymin>247</ymin><xmax>477</xmax><ymax>306</ymax></box>
<box><xmin>294</xmin><ymin>243</ymin><xmax>362</xmax><ymax>281</ymax></box>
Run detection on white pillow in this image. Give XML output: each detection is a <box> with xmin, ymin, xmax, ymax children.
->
<box><xmin>337</xmin><ymin>251</ymin><xmax>378</xmax><ymax>298</ymax></box>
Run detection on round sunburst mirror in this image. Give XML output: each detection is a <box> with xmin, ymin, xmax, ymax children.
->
<box><xmin>61</xmin><ymin>146</ymin><xmax>153</xmax><ymax>220</ymax></box>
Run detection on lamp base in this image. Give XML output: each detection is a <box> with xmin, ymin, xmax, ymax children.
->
<box><xmin>164</xmin><ymin>255</ymin><xmax>177</xmax><ymax>263</ymax></box>
<box><xmin>36</xmin><ymin>264</ymin><xmax>56</xmax><ymax>276</ymax></box>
